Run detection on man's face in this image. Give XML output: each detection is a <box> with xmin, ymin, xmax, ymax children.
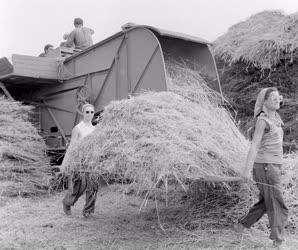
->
<box><xmin>46</xmin><ymin>46</ymin><xmax>54</xmax><ymax>53</ymax></box>
<box><xmin>264</xmin><ymin>91</ymin><xmax>281</xmax><ymax>110</ymax></box>
<box><xmin>83</xmin><ymin>107</ymin><xmax>95</xmax><ymax>121</ymax></box>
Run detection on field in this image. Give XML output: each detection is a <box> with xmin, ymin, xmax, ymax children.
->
<box><xmin>1</xmin><ymin>10</ymin><xmax>298</xmax><ymax>249</ymax></box>
<box><xmin>1</xmin><ymin>185</ymin><xmax>298</xmax><ymax>250</ymax></box>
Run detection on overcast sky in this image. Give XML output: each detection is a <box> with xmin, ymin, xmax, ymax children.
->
<box><xmin>0</xmin><ymin>0</ymin><xmax>298</xmax><ymax>57</ymax></box>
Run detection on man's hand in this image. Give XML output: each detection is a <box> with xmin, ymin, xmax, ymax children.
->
<box><xmin>241</xmin><ymin>167</ymin><xmax>253</xmax><ymax>183</ymax></box>
<box><xmin>242</xmin><ymin>168</ymin><xmax>250</xmax><ymax>177</ymax></box>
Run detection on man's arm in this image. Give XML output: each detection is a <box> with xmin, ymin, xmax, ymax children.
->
<box><xmin>69</xmin><ymin>126</ymin><xmax>80</xmax><ymax>145</ymax></box>
<box><xmin>64</xmin><ymin>30</ymin><xmax>75</xmax><ymax>48</ymax></box>
<box><xmin>242</xmin><ymin>119</ymin><xmax>266</xmax><ymax>178</ymax></box>
<box><xmin>59</xmin><ymin>126</ymin><xmax>80</xmax><ymax>173</ymax></box>
<box><xmin>89</xmin><ymin>28</ymin><xmax>94</xmax><ymax>35</ymax></box>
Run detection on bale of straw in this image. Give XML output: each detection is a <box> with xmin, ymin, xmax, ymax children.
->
<box><xmin>213</xmin><ymin>10</ymin><xmax>298</xmax><ymax>70</ymax></box>
<box><xmin>145</xmin><ymin>153</ymin><xmax>298</xmax><ymax>232</ymax></box>
<box><xmin>62</xmin><ymin>65</ymin><xmax>249</xmax><ymax>191</ymax></box>
<box><xmin>0</xmin><ymin>97</ymin><xmax>51</xmax><ymax>197</ymax></box>
<box><xmin>147</xmin><ymin>181</ymin><xmax>257</xmax><ymax>230</ymax></box>
<box><xmin>61</xmin><ymin>63</ymin><xmax>298</xmax><ymax>231</ymax></box>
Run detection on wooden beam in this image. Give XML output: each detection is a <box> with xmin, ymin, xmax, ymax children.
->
<box><xmin>12</xmin><ymin>54</ymin><xmax>58</xmax><ymax>80</ymax></box>
<box><xmin>0</xmin><ymin>81</ymin><xmax>14</xmax><ymax>100</ymax></box>
<box><xmin>93</xmin><ymin>36</ymin><xmax>127</xmax><ymax>108</ymax></box>
<box><xmin>0</xmin><ymin>57</ymin><xmax>13</xmax><ymax>76</ymax></box>
<box><xmin>42</xmin><ymin>85</ymin><xmax>84</xmax><ymax>99</ymax></box>
<box><xmin>93</xmin><ymin>59</ymin><xmax>115</xmax><ymax>108</ymax></box>
<box><xmin>132</xmin><ymin>45</ymin><xmax>159</xmax><ymax>93</ymax></box>
<box><xmin>20</xmin><ymin>99</ymin><xmax>75</xmax><ymax>114</ymax></box>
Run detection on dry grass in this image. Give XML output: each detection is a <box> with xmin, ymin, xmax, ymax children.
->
<box><xmin>60</xmin><ymin>63</ymin><xmax>298</xmax><ymax>234</ymax></box>
<box><xmin>60</xmin><ymin>63</ymin><xmax>256</xmax><ymax>230</ymax></box>
<box><xmin>282</xmin><ymin>154</ymin><xmax>298</xmax><ymax>232</ymax></box>
<box><xmin>1</xmin><ymin>188</ymin><xmax>298</xmax><ymax>250</ymax></box>
<box><xmin>62</xmin><ymin>65</ymin><xmax>248</xmax><ymax>192</ymax></box>
<box><xmin>214</xmin><ymin>10</ymin><xmax>298</xmax><ymax>70</ymax></box>
<box><xmin>0</xmin><ymin>97</ymin><xmax>51</xmax><ymax>197</ymax></box>
<box><xmin>149</xmin><ymin>153</ymin><xmax>298</xmax><ymax>234</ymax></box>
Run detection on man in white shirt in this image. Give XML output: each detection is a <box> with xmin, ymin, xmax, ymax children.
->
<box><xmin>64</xmin><ymin>17</ymin><xmax>94</xmax><ymax>50</ymax></box>
<box><xmin>62</xmin><ymin>104</ymin><xmax>98</xmax><ymax>217</ymax></box>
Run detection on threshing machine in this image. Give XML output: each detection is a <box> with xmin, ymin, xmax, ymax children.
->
<box><xmin>0</xmin><ymin>24</ymin><xmax>221</xmax><ymax>150</ymax></box>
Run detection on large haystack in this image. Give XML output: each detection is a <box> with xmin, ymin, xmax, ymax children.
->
<box><xmin>0</xmin><ymin>97</ymin><xmax>50</xmax><ymax>196</ymax></box>
<box><xmin>214</xmin><ymin>10</ymin><xmax>298</xmax><ymax>70</ymax></box>
<box><xmin>213</xmin><ymin>10</ymin><xmax>298</xmax><ymax>151</ymax></box>
<box><xmin>62</xmin><ymin>65</ymin><xmax>249</xmax><ymax>191</ymax></box>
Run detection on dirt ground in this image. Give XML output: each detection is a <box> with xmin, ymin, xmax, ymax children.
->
<box><xmin>0</xmin><ymin>185</ymin><xmax>297</xmax><ymax>250</ymax></box>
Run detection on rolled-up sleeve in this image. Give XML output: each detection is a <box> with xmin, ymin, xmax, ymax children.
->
<box><xmin>64</xmin><ymin>31</ymin><xmax>75</xmax><ymax>48</ymax></box>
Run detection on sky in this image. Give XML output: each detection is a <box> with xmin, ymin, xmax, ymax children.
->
<box><xmin>0</xmin><ymin>0</ymin><xmax>298</xmax><ymax>57</ymax></box>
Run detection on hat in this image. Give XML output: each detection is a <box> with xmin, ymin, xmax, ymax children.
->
<box><xmin>81</xmin><ymin>103</ymin><xmax>94</xmax><ymax>113</ymax></box>
<box><xmin>44</xmin><ymin>44</ymin><xmax>54</xmax><ymax>52</ymax></box>
<box><xmin>253</xmin><ymin>88</ymin><xmax>268</xmax><ymax>118</ymax></box>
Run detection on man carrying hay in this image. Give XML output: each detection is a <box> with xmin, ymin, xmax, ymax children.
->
<box><xmin>61</xmin><ymin>103</ymin><xmax>98</xmax><ymax>217</ymax></box>
<box><xmin>235</xmin><ymin>87</ymin><xmax>288</xmax><ymax>248</ymax></box>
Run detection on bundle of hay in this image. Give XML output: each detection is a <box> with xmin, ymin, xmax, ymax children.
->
<box><xmin>149</xmin><ymin>153</ymin><xmax>298</xmax><ymax>232</ymax></box>
<box><xmin>61</xmin><ymin>63</ymin><xmax>298</xmax><ymax>232</ymax></box>
<box><xmin>0</xmin><ymin>97</ymin><xmax>50</xmax><ymax>197</ymax></box>
<box><xmin>214</xmin><ymin>10</ymin><xmax>298</xmax><ymax>70</ymax></box>
<box><xmin>214</xmin><ymin>10</ymin><xmax>298</xmax><ymax>151</ymax></box>
<box><xmin>62</xmin><ymin>64</ymin><xmax>249</xmax><ymax>192</ymax></box>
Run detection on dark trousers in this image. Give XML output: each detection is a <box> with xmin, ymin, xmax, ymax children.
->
<box><xmin>62</xmin><ymin>173</ymin><xmax>99</xmax><ymax>214</ymax></box>
<box><xmin>240</xmin><ymin>163</ymin><xmax>288</xmax><ymax>242</ymax></box>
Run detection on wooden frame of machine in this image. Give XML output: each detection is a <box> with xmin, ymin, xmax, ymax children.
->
<box><xmin>0</xmin><ymin>24</ymin><xmax>222</xmax><ymax>150</ymax></box>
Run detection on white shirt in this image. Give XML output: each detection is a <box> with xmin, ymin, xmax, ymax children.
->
<box><xmin>72</xmin><ymin>121</ymin><xmax>95</xmax><ymax>143</ymax></box>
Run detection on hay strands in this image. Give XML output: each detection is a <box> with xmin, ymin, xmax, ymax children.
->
<box><xmin>2</xmin><ymin>150</ymin><xmax>38</xmax><ymax>162</ymax></box>
<box><xmin>198</xmin><ymin>175</ymin><xmax>244</xmax><ymax>183</ymax></box>
<box><xmin>197</xmin><ymin>175</ymin><xmax>279</xmax><ymax>190</ymax></box>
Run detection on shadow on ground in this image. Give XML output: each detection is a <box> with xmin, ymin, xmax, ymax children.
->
<box><xmin>0</xmin><ymin>185</ymin><xmax>297</xmax><ymax>250</ymax></box>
